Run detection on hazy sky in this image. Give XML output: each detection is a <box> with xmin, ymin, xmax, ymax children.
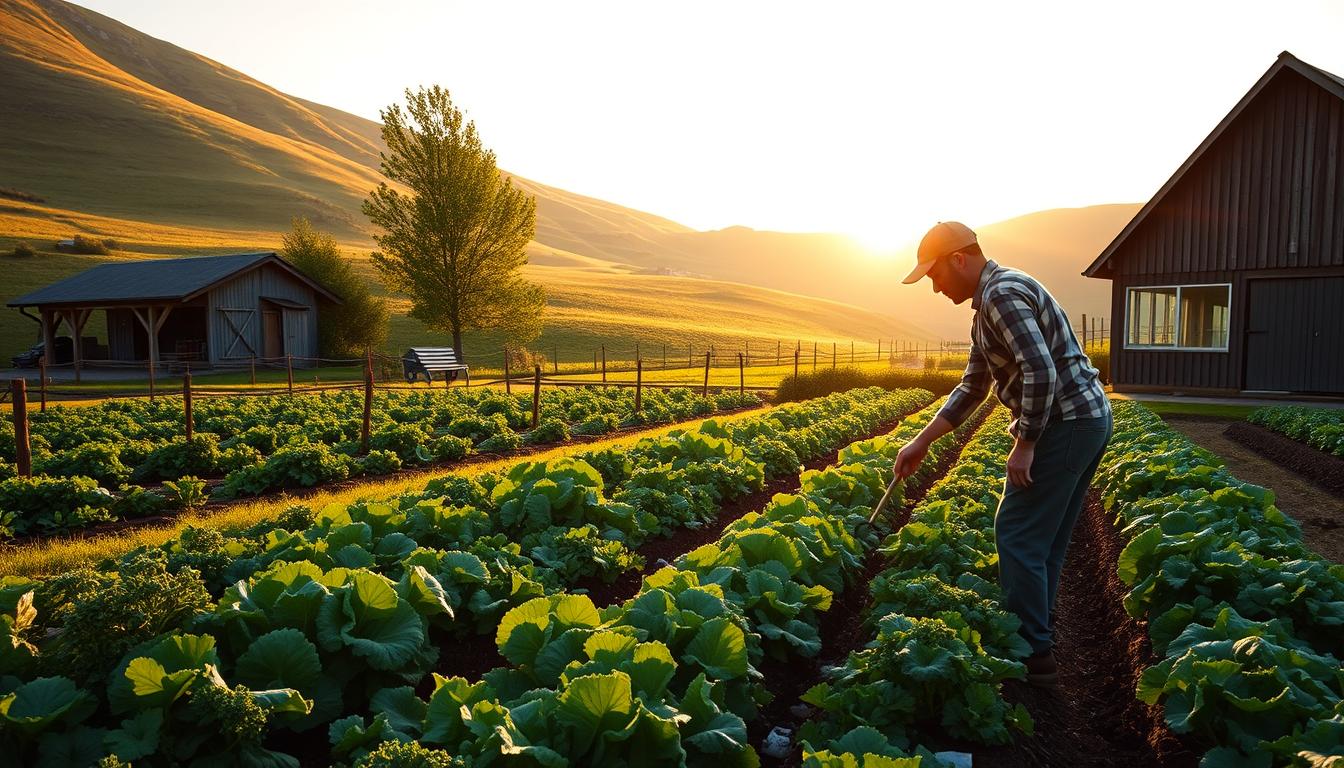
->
<box><xmin>75</xmin><ymin>0</ymin><xmax>1344</xmax><ymax>250</ymax></box>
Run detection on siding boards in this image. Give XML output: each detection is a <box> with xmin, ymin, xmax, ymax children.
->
<box><xmin>206</xmin><ymin>265</ymin><xmax>319</xmax><ymax>366</ymax></box>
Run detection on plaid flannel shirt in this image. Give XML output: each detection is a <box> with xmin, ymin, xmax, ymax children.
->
<box><xmin>937</xmin><ymin>260</ymin><xmax>1109</xmax><ymax>441</ymax></box>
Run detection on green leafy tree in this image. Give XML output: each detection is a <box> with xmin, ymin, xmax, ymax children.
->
<box><xmin>280</xmin><ymin>217</ymin><xmax>390</xmax><ymax>357</ymax></box>
<box><xmin>362</xmin><ymin>85</ymin><xmax>544</xmax><ymax>361</ymax></box>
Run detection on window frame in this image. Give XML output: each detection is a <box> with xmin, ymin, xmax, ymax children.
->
<box><xmin>1124</xmin><ymin>282</ymin><xmax>1232</xmax><ymax>352</ymax></box>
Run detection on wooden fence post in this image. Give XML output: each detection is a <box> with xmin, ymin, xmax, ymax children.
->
<box><xmin>776</xmin><ymin>340</ymin><xmax>781</xmax><ymax>366</ymax></box>
<box><xmin>793</xmin><ymin>348</ymin><xmax>799</xmax><ymax>380</ymax></box>
<box><xmin>38</xmin><ymin>359</ymin><xmax>46</xmax><ymax>412</ymax></box>
<box><xmin>832</xmin><ymin>342</ymin><xmax>837</xmax><ymax>370</ymax></box>
<box><xmin>554</xmin><ymin>346</ymin><xmax>559</xmax><ymax>375</ymax></box>
<box><xmin>702</xmin><ymin>352</ymin><xmax>711</xmax><ymax>397</ymax></box>
<box><xmin>531</xmin><ymin>365</ymin><xmax>541</xmax><ymax>429</ymax></box>
<box><xmin>1080</xmin><ymin>313</ymin><xmax>1087</xmax><ymax>348</ymax></box>
<box><xmin>601</xmin><ymin>345</ymin><xmax>607</xmax><ymax>385</ymax></box>
<box><xmin>361</xmin><ymin>353</ymin><xmax>373</xmax><ymax>454</ymax></box>
<box><xmin>504</xmin><ymin>348</ymin><xmax>511</xmax><ymax>395</ymax></box>
<box><xmin>12</xmin><ymin>379</ymin><xmax>31</xmax><ymax>478</ymax></box>
<box><xmin>635</xmin><ymin>358</ymin><xmax>643</xmax><ymax>412</ymax></box>
<box><xmin>183</xmin><ymin>372</ymin><xmax>193</xmax><ymax>441</ymax></box>
<box><xmin>812</xmin><ymin>341</ymin><xmax>817</xmax><ymax>371</ymax></box>
<box><xmin>738</xmin><ymin>353</ymin><xmax>744</xmax><ymax>394</ymax></box>
<box><xmin>286</xmin><ymin>354</ymin><xmax>294</xmax><ymax>395</ymax></box>
<box><xmin>850</xmin><ymin>341</ymin><xmax>854</xmax><ymax>363</ymax></box>
<box><xmin>148</xmin><ymin>357</ymin><xmax>156</xmax><ymax>402</ymax></box>
<box><xmin>249</xmin><ymin>356</ymin><xmax>256</xmax><ymax>386</ymax></box>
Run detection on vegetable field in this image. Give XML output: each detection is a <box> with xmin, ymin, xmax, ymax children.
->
<box><xmin>0</xmin><ymin>386</ymin><xmax>760</xmax><ymax>539</ymax></box>
<box><xmin>1</xmin><ymin>389</ymin><xmax>1341</xmax><ymax>767</ymax></box>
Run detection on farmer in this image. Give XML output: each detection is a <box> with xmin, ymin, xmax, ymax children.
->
<box><xmin>891</xmin><ymin>221</ymin><xmax>1111</xmax><ymax>687</ymax></box>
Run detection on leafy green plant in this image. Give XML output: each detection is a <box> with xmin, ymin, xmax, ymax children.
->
<box><xmin>162</xmin><ymin>475</ymin><xmax>208</xmax><ymax>510</ymax></box>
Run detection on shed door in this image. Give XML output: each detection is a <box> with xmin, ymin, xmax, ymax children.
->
<box><xmin>262</xmin><ymin>310</ymin><xmax>283</xmax><ymax>358</ymax></box>
<box><xmin>1245</xmin><ymin>277</ymin><xmax>1344</xmax><ymax>393</ymax></box>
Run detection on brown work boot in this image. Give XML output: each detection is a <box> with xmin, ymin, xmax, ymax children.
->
<box><xmin>1025</xmin><ymin>650</ymin><xmax>1058</xmax><ymax>688</ymax></box>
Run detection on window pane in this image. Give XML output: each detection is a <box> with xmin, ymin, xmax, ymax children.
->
<box><xmin>1127</xmin><ymin>287</ymin><xmax>1177</xmax><ymax>346</ymax></box>
<box><xmin>1179</xmin><ymin>285</ymin><xmax>1231</xmax><ymax>348</ymax></box>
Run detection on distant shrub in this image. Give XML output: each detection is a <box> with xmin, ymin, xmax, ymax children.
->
<box><xmin>776</xmin><ymin>365</ymin><xmax>963</xmax><ymax>403</ymax></box>
<box><xmin>10</xmin><ymin>242</ymin><xmax>36</xmax><ymax>258</ymax></box>
<box><xmin>69</xmin><ymin>235</ymin><xmax>114</xmax><ymax>255</ymax></box>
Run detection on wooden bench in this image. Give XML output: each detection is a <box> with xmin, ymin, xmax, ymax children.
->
<box><xmin>401</xmin><ymin>347</ymin><xmax>470</xmax><ymax>385</ymax></box>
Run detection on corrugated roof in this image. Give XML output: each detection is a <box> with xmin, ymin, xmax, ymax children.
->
<box><xmin>7</xmin><ymin>251</ymin><xmax>341</xmax><ymax>306</ymax></box>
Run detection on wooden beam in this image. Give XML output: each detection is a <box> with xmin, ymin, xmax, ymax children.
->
<box><xmin>41</xmin><ymin>309</ymin><xmax>55</xmax><ymax>368</ymax></box>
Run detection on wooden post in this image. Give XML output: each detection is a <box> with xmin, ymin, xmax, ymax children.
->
<box><xmin>793</xmin><ymin>348</ymin><xmax>800</xmax><ymax>380</ymax></box>
<box><xmin>249</xmin><ymin>356</ymin><xmax>256</xmax><ymax>386</ymax></box>
<box><xmin>813</xmin><ymin>341</ymin><xmax>817</xmax><ymax>371</ymax></box>
<box><xmin>553</xmin><ymin>346</ymin><xmax>559</xmax><ymax>375</ymax></box>
<box><xmin>12</xmin><ymin>380</ymin><xmax>31</xmax><ymax>477</ymax></box>
<box><xmin>601</xmin><ymin>345</ymin><xmax>607</xmax><ymax>385</ymax></box>
<box><xmin>635</xmin><ymin>358</ymin><xmax>643</xmax><ymax>412</ymax></box>
<box><xmin>361</xmin><ymin>353</ymin><xmax>373</xmax><ymax>454</ymax></box>
<box><xmin>702</xmin><ymin>352</ymin><xmax>711</xmax><ymax>397</ymax></box>
<box><xmin>776</xmin><ymin>340</ymin><xmax>781</xmax><ymax>366</ymax></box>
<box><xmin>832</xmin><ymin>342</ymin><xmax>836</xmax><ymax>370</ymax></box>
<box><xmin>38</xmin><ymin>359</ymin><xmax>46</xmax><ymax>412</ymax></box>
<box><xmin>738</xmin><ymin>353</ymin><xmax>744</xmax><ymax>394</ymax></box>
<box><xmin>531</xmin><ymin>365</ymin><xmax>541</xmax><ymax>429</ymax></box>
<box><xmin>183</xmin><ymin>372</ymin><xmax>194</xmax><ymax>441</ymax></box>
<box><xmin>504</xmin><ymin>348</ymin><xmax>511</xmax><ymax>395</ymax></box>
<box><xmin>285</xmin><ymin>354</ymin><xmax>294</xmax><ymax>395</ymax></box>
<box><xmin>1080</xmin><ymin>313</ymin><xmax>1087</xmax><ymax>348</ymax></box>
<box><xmin>850</xmin><ymin>340</ymin><xmax>854</xmax><ymax>363</ymax></box>
<box><xmin>148</xmin><ymin>357</ymin><xmax>156</xmax><ymax>402</ymax></box>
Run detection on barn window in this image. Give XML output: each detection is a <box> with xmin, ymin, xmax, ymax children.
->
<box><xmin>1125</xmin><ymin>284</ymin><xmax>1230</xmax><ymax>350</ymax></box>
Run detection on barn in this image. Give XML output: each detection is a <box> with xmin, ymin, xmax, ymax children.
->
<box><xmin>1083</xmin><ymin>51</ymin><xmax>1344</xmax><ymax>397</ymax></box>
<box><xmin>7</xmin><ymin>252</ymin><xmax>341</xmax><ymax>370</ymax></box>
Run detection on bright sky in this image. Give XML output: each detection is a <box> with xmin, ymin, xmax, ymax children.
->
<box><xmin>76</xmin><ymin>0</ymin><xmax>1344</xmax><ymax>251</ymax></box>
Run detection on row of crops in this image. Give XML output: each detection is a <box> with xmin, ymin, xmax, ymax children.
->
<box><xmin>799</xmin><ymin>407</ymin><xmax>1033</xmax><ymax>764</ymax></box>
<box><xmin>1096</xmin><ymin>402</ymin><xmax>1344</xmax><ymax>766</ymax></box>
<box><xmin>1248</xmin><ymin>405</ymin><xmax>1344</xmax><ymax>458</ymax></box>
<box><xmin>0</xmin><ymin>386</ymin><xmax>937</xmax><ymax>766</ymax></box>
<box><xmin>0</xmin><ymin>386</ymin><xmax>761</xmax><ymax>538</ymax></box>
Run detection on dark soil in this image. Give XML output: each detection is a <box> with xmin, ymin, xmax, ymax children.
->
<box><xmin>1224</xmin><ymin>420</ymin><xmax>1344</xmax><ymax>496</ymax></box>
<box><xmin>978</xmin><ymin>492</ymin><xmax>1199</xmax><ymax>768</ymax></box>
<box><xmin>1164</xmin><ymin>416</ymin><xmax>1344</xmax><ymax>563</ymax></box>
<box><xmin>750</xmin><ymin>403</ymin><xmax>996</xmax><ymax>767</ymax></box>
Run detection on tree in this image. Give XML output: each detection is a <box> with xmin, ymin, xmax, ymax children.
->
<box><xmin>280</xmin><ymin>217</ymin><xmax>390</xmax><ymax>357</ymax></box>
<box><xmin>363</xmin><ymin>85</ymin><xmax>544</xmax><ymax>361</ymax></box>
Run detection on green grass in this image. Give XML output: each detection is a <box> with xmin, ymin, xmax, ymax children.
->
<box><xmin>0</xmin><ymin>404</ymin><xmax>772</xmax><ymax>579</ymax></box>
<box><xmin>1127</xmin><ymin>400</ymin><xmax>1258</xmax><ymax>420</ymax></box>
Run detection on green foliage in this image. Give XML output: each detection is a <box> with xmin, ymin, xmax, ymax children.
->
<box><xmin>355</xmin><ymin>740</ymin><xmax>464</xmax><ymax>768</ymax></box>
<box><xmin>163</xmin><ymin>475</ymin><xmax>208</xmax><ymax>510</ymax></box>
<box><xmin>37</xmin><ymin>552</ymin><xmax>211</xmax><ymax>686</ymax></box>
<box><xmin>282</xmin><ymin>217</ymin><xmax>390</xmax><ymax>357</ymax></box>
<box><xmin>0</xmin><ymin>474</ymin><xmax>116</xmax><ymax>535</ymax></box>
<box><xmin>364</xmin><ymin>85</ymin><xmax>544</xmax><ymax>354</ymax></box>
<box><xmin>1249</xmin><ymin>405</ymin><xmax>1344</xmax><ymax>458</ymax></box>
<box><xmin>359</xmin><ymin>449</ymin><xmax>404</xmax><ymax>476</ymax></box>
<box><xmin>777</xmin><ymin>366</ymin><xmax>961</xmax><ymax>403</ymax></box>
<box><xmin>134</xmin><ymin>434</ymin><xmax>221</xmax><ymax>481</ymax></box>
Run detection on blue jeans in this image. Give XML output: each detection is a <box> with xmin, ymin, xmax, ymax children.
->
<box><xmin>994</xmin><ymin>411</ymin><xmax>1113</xmax><ymax>655</ymax></box>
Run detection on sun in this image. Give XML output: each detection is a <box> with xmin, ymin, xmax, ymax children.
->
<box><xmin>845</xmin><ymin>230</ymin><xmax>912</xmax><ymax>257</ymax></box>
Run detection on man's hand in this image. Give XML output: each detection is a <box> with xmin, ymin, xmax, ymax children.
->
<box><xmin>893</xmin><ymin>437</ymin><xmax>930</xmax><ymax>481</ymax></box>
<box><xmin>1006</xmin><ymin>438</ymin><xmax>1036</xmax><ymax>488</ymax></box>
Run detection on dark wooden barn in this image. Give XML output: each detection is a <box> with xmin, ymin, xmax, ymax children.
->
<box><xmin>8</xmin><ymin>252</ymin><xmax>341</xmax><ymax>370</ymax></box>
<box><xmin>1084</xmin><ymin>51</ymin><xmax>1344</xmax><ymax>397</ymax></box>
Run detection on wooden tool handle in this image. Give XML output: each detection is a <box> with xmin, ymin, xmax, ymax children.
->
<box><xmin>866</xmin><ymin>476</ymin><xmax>902</xmax><ymax>525</ymax></box>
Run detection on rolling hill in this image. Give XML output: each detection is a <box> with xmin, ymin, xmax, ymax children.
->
<box><xmin>1</xmin><ymin>0</ymin><xmax>1135</xmax><ymax>361</ymax></box>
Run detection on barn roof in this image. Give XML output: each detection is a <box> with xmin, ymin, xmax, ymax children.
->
<box><xmin>7</xmin><ymin>252</ymin><xmax>342</xmax><ymax>307</ymax></box>
<box><xmin>1083</xmin><ymin>51</ymin><xmax>1344</xmax><ymax>279</ymax></box>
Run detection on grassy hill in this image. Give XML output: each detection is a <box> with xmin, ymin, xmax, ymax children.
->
<box><xmin>1</xmin><ymin>0</ymin><xmax>1135</xmax><ymax>361</ymax></box>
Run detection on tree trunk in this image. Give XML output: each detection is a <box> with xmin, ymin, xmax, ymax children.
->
<box><xmin>452</xmin><ymin>328</ymin><xmax>464</xmax><ymax>363</ymax></box>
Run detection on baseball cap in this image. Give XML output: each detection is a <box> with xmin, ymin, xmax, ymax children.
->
<box><xmin>902</xmin><ymin>221</ymin><xmax>978</xmax><ymax>284</ymax></box>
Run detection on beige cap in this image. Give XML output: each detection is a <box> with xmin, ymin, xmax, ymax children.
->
<box><xmin>902</xmin><ymin>221</ymin><xmax>978</xmax><ymax>284</ymax></box>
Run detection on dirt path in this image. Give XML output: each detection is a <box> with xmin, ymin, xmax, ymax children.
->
<box><xmin>1161</xmin><ymin>416</ymin><xmax>1344</xmax><ymax>563</ymax></box>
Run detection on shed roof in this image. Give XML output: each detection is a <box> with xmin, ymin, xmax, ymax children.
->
<box><xmin>1083</xmin><ymin>51</ymin><xmax>1344</xmax><ymax>279</ymax></box>
<box><xmin>7</xmin><ymin>252</ymin><xmax>342</xmax><ymax>307</ymax></box>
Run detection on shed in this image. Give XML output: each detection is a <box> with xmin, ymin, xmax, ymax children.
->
<box><xmin>1084</xmin><ymin>51</ymin><xmax>1344</xmax><ymax>397</ymax></box>
<box><xmin>7</xmin><ymin>252</ymin><xmax>341</xmax><ymax>370</ymax></box>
